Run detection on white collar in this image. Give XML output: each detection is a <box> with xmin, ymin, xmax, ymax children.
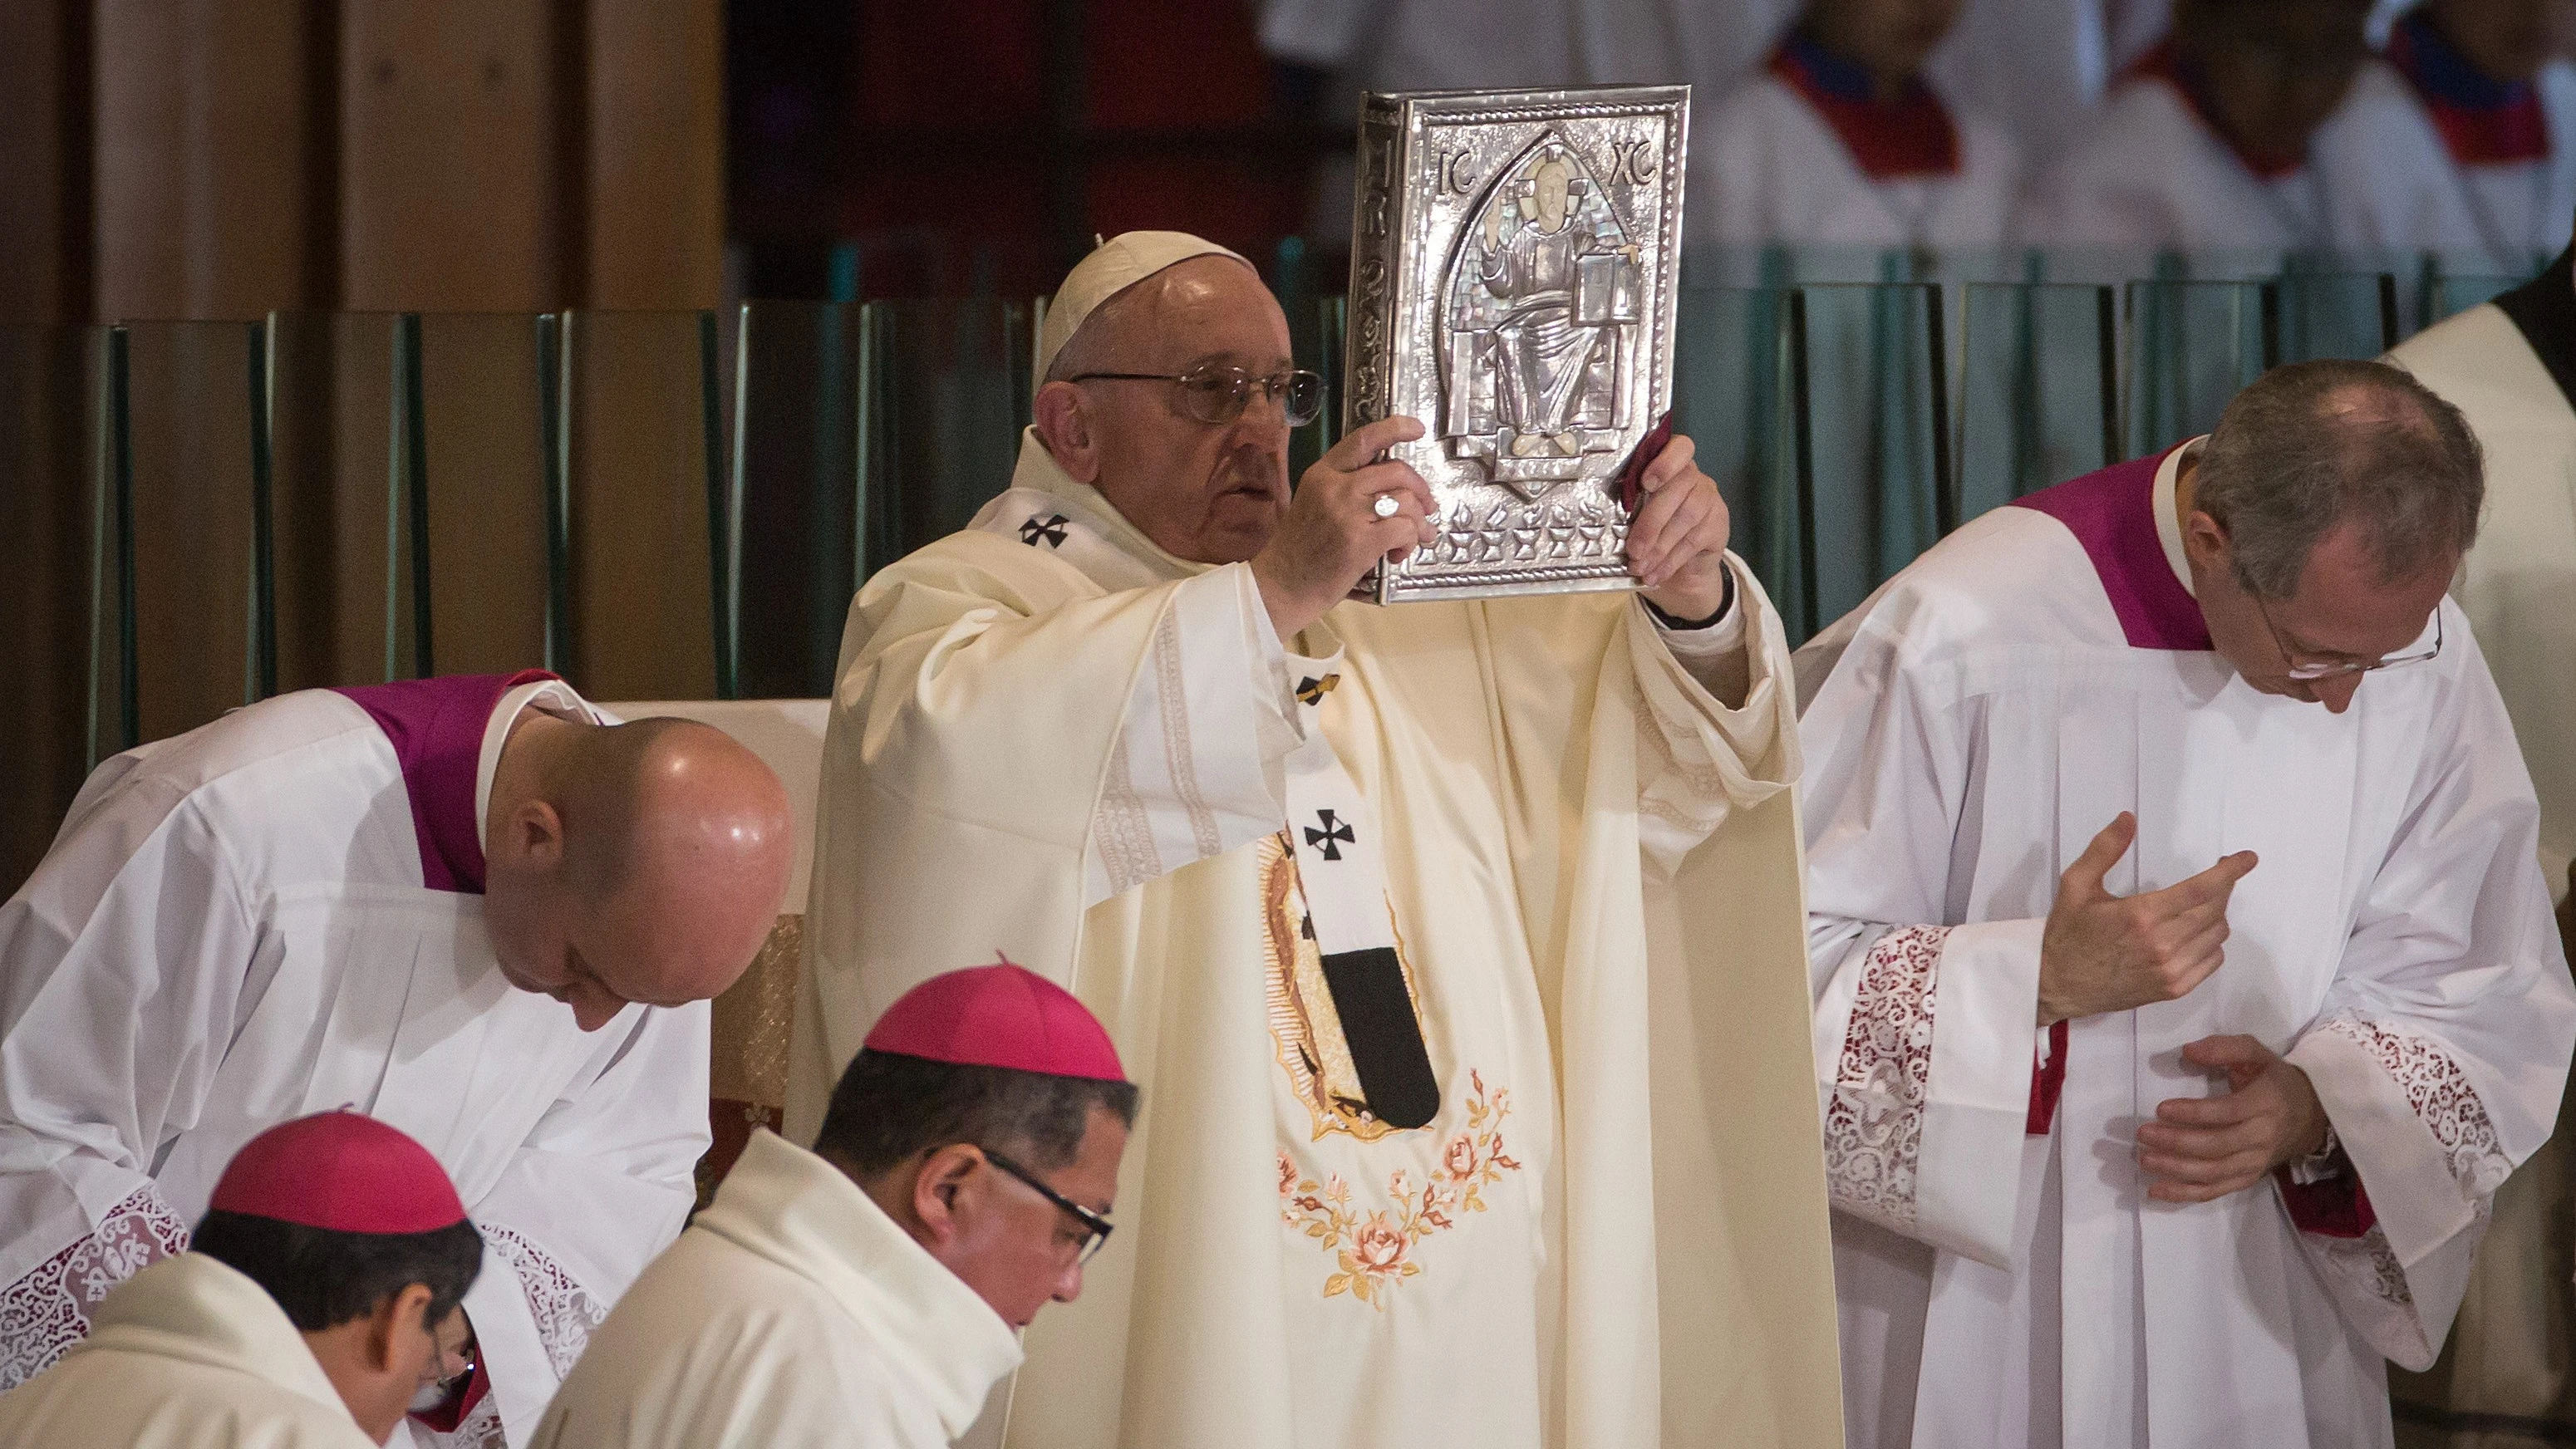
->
<box><xmin>2153</xmin><ymin>437</ymin><xmax>2208</xmax><ymax>599</ymax></box>
<box><xmin>78</xmin><ymin>1254</ymin><xmax>359</xmax><ymax>1423</ymax></box>
<box><xmin>474</xmin><ymin>678</ymin><xmax>606</xmax><ymax>855</ymax></box>
<box><xmin>694</xmin><ymin>1131</ymin><xmax>1024</xmax><ymax>1437</ymax></box>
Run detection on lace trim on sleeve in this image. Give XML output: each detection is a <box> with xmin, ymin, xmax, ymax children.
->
<box><xmin>2318</xmin><ymin>1014</ymin><xmax>2515</xmax><ymax>1203</ymax></box>
<box><xmin>0</xmin><ymin>1186</ymin><xmax>191</xmax><ymax>1388</ymax></box>
<box><xmin>481</xmin><ymin>1222</ymin><xmax>611</xmax><ymax>1380</ymax></box>
<box><xmin>1822</xmin><ymin>925</ymin><xmax>1948</xmax><ymax>1234</ymax></box>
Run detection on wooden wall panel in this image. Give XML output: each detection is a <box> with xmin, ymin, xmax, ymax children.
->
<box><xmin>339</xmin><ymin>0</ymin><xmax>558</xmax><ymax>312</ymax></box>
<box><xmin>563</xmin><ymin>311</ymin><xmax>717</xmax><ymax>700</ymax></box>
<box><xmin>588</xmin><ymin>0</ymin><xmax>725</xmax><ymax>309</ymax></box>
<box><xmin>95</xmin><ymin>0</ymin><xmax>312</xmax><ymax>322</ymax></box>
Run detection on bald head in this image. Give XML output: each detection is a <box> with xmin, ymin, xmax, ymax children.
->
<box><xmin>484</xmin><ymin>715</ymin><xmax>794</xmax><ymax>1030</ymax></box>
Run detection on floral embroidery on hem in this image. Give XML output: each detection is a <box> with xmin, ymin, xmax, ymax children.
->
<box><xmin>1279</xmin><ymin>1070</ymin><xmax>1522</xmax><ymax>1308</ymax></box>
<box><xmin>1821</xmin><ymin>925</ymin><xmax>1946</xmax><ymax>1234</ymax></box>
<box><xmin>481</xmin><ymin>1223</ymin><xmax>610</xmax><ymax>1379</ymax></box>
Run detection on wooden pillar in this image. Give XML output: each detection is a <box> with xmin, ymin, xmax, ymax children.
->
<box><xmin>339</xmin><ymin>0</ymin><xmax>563</xmax><ymax>312</ymax></box>
<box><xmin>95</xmin><ymin>0</ymin><xmax>318</xmax><ymax>322</ymax></box>
<box><xmin>587</xmin><ymin>0</ymin><xmax>725</xmax><ymax>309</ymax></box>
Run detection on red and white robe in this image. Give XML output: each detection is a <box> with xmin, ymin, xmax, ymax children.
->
<box><xmin>2317</xmin><ymin>10</ymin><xmax>2576</xmax><ymax>271</ymax></box>
<box><xmin>1795</xmin><ymin>444</ymin><xmax>2575</xmax><ymax>1447</ymax></box>
<box><xmin>2019</xmin><ymin>40</ymin><xmax>2339</xmax><ymax>253</ymax></box>
<box><xmin>1694</xmin><ymin>32</ymin><xmax>2023</xmax><ymax>250</ymax></box>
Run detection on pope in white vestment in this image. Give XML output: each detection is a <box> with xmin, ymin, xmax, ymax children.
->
<box><xmin>786</xmin><ymin>234</ymin><xmax>1845</xmax><ymax>1449</ymax></box>
<box><xmin>1696</xmin><ymin>27</ymin><xmax>2023</xmax><ymax>250</ymax></box>
<box><xmin>2315</xmin><ymin>7</ymin><xmax>2576</xmax><ymax>272</ymax></box>
<box><xmin>2383</xmin><ymin>245</ymin><xmax>2576</xmax><ymax>1438</ymax></box>
<box><xmin>1797</xmin><ymin>426</ymin><xmax>2575</xmax><ymax>1447</ymax></box>
<box><xmin>0</xmin><ymin>672</ymin><xmax>720</xmax><ymax>1447</ymax></box>
<box><xmin>529</xmin><ymin>1130</ymin><xmax>1022</xmax><ymax>1449</ymax></box>
<box><xmin>0</xmin><ymin>1254</ymin><xmax>378</xmax><ymax>1449</ymax></box>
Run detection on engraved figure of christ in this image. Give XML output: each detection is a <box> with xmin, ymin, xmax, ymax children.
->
<box><xmin>1477</xmin><ymin>157</ymin><xmax>1620</xmax><ymax>455</ymax></box>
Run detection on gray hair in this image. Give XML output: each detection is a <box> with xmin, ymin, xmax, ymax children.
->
<box><xmin>2192</xmin><ymin>359</ymin><xmax>2483</xmax><ymax>600</ymax></box>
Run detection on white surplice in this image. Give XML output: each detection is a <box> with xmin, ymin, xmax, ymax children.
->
<box><xmin>0</xmin><ymin>1253</ymin><xmax>377</xmax><ymax>1449</ymax></box>
<box><xmin>529</xmin><ymin>1129</ymin><xmax>1021</xmax><ymax>1449</ymax></box>
<box><xmin>0</xmin><ymin>679</ymin><xmax>710</xmax><ymax>1447</ymax></box>
<box><xmin>2018</xmin><ymin>64</ymin><xmax>2333</xmax><ymax>253</ymax></box>
<box><xmin>1796</xmin><ymin>441</ymin><xmax>2576</xmax><ymax>1448</ymax></box>
<box><xmin>1692</xmin><ymin>71</ymin><xmax>2023</xmax><ymax>250</ymax></box>
<box><xmin>2316</xmin><ymin>58</ymin><xmax>2576</xmax><ymax>273</ymax></box>
<box><xmin>784</xmin><ymin>428</ymin><xmax>1845</xmax><ymax>1449</ymax></box>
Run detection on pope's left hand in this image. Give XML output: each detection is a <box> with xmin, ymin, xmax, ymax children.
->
<box><xmin>1627</xmin><ymin>433</ymin><xmax>1733</xmax><ymax>621</ymax></box>
<box><xmin>2136</xmin><ymin>1034</ymin><xmax>2329</xmax><ymax>1204</ymax></box>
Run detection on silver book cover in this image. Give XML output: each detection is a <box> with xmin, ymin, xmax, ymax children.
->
<box><xmin>1342</xmin><ymin>84</ymin><xmax>1689</xmax><ymax>603</ymax></box>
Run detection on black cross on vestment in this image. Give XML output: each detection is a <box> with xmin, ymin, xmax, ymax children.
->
<box><xmin>1295</xmin><ymin>674</ymin><xmax>1340</xmax><ymax>706</ymax></box>
<box><xmin>1305</xmin><ymin>809</ymin><xmax>1354</xmax><ymax>861</ymax></box>
<box><xmin>1020</xmin><ymin>513</ymin><xmax>1070</xmax><ymax>548</ymax></box>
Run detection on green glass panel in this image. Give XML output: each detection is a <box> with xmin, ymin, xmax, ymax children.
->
<box><xmin>2274</xmin><ymin>272</ymin><xmax>2397</xmax><ymax>362</ymax></box>
<box><xmin>2428</xmin><ymin>274</ymin><xmax>2519</xmax><ymax>323</ymax></box>
<box><xmin>101</xmin><ymin>321</ymin><xmax>268</xmax><ymax>751</ymax></box>
<box><xmin>0</xmin><ymin>326</ymin><xmax>103</xmax><ymax>891</ymax></box>
<box><xmin>263</xmin><ymin>311</ymin><xmax>403</xmax><ymax>688</ymax></box>
<box><xmin>553</xmin><ymin>309</ymin><xmax>725</xmax><ymax>701</ymax></box>
<box><xmin>2125</xmin><ymin>278</ymin><xmax>2272</xmax><ymax>459</ymax></box>
<box><xmin>857</xmin><ymin>297</ymin><xmax>1033</xmax><ymax>578</ymax></box>
<box><xmin>1956</xmin><ymin>282</ymin><xmax>2119</xmax><ymax>523</ymax></box>
<box><xmin>1671</xmin><ymin>286</ymin><xmax>1804</xmax><ymax>635</ymax></box>
<box><xmin>411</xmin><ymin>312</ymin><xmax>555</xmax><ymax>683</ymax></box>
<box><xmin>1287</xmin><ymin>292</ymin><xmax>1345</xmax><ymax>481</ymax></box>
<box><xmin>1797</xmin><ymin>282</ymin><xmax>1952</xmax><ymax>640</ymax></box>
<box><xmin>731</xmin><ymin>299</ymin><xmax>861</xmax><ymax>700</ymax></box>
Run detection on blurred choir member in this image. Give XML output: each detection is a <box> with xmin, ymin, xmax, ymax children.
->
<box><xmin>1694</xmin><ymin>0</ymin><xmax>2023</xmax><ymax>248</ymax></box>
<box><xmin>2318</xmin><ymin>0</ymin><xmax>2576</xmax><ymax>266</ymax></box>
<box><xmin>2020</xmin><ymin>0</ymin><xmax>2377</xmax><ymax>251</ymax></box>
<box><xmin>533</xmin><ymin>965</ymin><xmax>1137</xmax><ymax>1449</ymax></box>
<box><xmin>2383</xmin><ymin>234</ymin><xmax>2576</xmax><ymax>1435</ymax></box>
<box><xmin>0</xmin><ymin>672</ymin><xmax>794</xmax><ymax>1443</ymax></box>
<box><xmin>0</xmin><ymin>1113</ymin><xmax>483</xmax><ymax>1449</ymax></box>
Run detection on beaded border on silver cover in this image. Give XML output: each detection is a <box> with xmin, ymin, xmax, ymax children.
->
<box><xmin>1342</xmin><ymin>84</ymin><xmax>1689</xmax><ymax>603</ymax></box>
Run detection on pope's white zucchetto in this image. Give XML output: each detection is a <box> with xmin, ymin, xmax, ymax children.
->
<box><xmin>1035</xmin><ymin>231</ymin><xmax>1255</xmax><ymax>385</ymax></box>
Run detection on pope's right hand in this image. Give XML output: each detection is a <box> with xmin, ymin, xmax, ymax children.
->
<box><xmin>2036</xmin><ymin>813</ymin><xmax>2257</xmax><ymax>1027</ymax></box>
<box><xmin>1250</xmin><ymin>415</ymin><xmax>1437</xmax><ymax>641</ymax></box>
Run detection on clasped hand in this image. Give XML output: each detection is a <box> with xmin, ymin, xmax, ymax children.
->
<box><xmin>2138</xmin><ymin>1034</ymin><xmax>2330</xmax><ymax>1203</ymax></box>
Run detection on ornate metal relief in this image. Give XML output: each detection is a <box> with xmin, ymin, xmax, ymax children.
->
<box><xmin>1342</xmin><ymin>86</ymin><xmax>1689</xmax><ymax>602</ymax></box>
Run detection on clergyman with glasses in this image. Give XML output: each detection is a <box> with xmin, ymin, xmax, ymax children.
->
<box><xmin>786</xmin><ymin>230</ymin><xmax>1844</xmax><ymax>1449</ymax></box>
<box><xmin>1795</xmin><ymin>357</ymin><xmax>2576</xmax><ymax>1449</ymax></box>
<box><xmin>531</xmin><ymin>961</ymin><xmax>1135</xmax><ymax>1449</ymax></box>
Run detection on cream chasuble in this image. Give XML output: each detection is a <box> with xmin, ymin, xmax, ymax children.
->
<box><xmin>2382</xmin><ymin>260</ymin><xmax>2576</xmax><ymax>1438</ymax></box>
<box><xmin>785</xmin><ymin>429</ymin><xmax>1844</xmax><ymax>1449</ymax></box>
<box><xmin>531</xmin><ymin>1129</ymin><xmax>1022</xmax><ymax>1449</ymax></box>
<box><xmin>1797</xmin><ymin>444</ymin><xmax>2575</xmax><ymax>1449</ymax></box>
<box><xmin>0</xmin><ymin>1253</ymin><xmax>376</xmax><ymax>1449</ymax></box>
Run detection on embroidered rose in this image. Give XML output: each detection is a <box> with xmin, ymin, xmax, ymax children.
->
<box><xmin>1277</xmin><ymin>1150</ymin><xmax>1298</xmax><ymax>1199</ymax></box>
<box><xmin>1351</xmin><ymin>1214</ymin><xmax>1408</xmax><ymax>1275</ymax></box>
<box><xmin>1442</xmin><ymin>1134</ymin><xmax>1477</xmax><ymax>1182</ymax></box>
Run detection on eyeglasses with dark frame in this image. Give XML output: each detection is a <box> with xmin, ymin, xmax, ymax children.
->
<box><xmin>980</xmin><ymin>1147</ymin><xmax>1114</xmax><ymax>1266</ymax></box>
<box><xmin>2251</xmin><ymin>593</ymin><xmax>2443</xmax><ymax>681</ymax></box>
<box><xmin>1064</xmin><ymin>362</ymin><xmax>1326</xmax><ymax>428</ymax></box>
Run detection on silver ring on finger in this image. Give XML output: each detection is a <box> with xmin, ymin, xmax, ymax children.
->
<box><xmin>1371</xmin><ymin>494</ymin><xmax>1400</xmax><ymax>519</ymax></box>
